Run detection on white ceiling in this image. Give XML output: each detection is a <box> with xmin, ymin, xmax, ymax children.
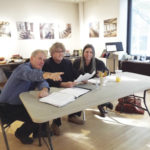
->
<box><xmin>52</xmin><ymin>0</ymin><xmax>89</xmax><ymax>3</ymax></box>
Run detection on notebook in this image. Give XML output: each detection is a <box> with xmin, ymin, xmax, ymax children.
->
<box><xmin>39</xmin><ymin>87</ymin><xmax>90</xmax><ymax>107</ymax></box>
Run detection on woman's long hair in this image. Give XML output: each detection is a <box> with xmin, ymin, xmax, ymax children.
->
<box><xmin>79</xmin><ymin>44</ymin><xmax>96</xmax><ymax>74</ymax></box>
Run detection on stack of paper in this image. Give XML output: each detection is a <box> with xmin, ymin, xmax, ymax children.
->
<box><xmin>39</xmin><ymin>92</ymin><xmax>75</xmax><ymax>107</ymax></box>
<box><xmin>59</xmin><ymin>88</ymin><xmax>89</xmax><ymax>98</ymax></box>
<box><xmin>88</xmin><ymin>77</ymin><xmax>100</xmax><ymax>84</ymax></box>
<box><xmin>39</xmin><ymin>87</ymin><xmax>90</xmax><ymax>107</ymax></box>
<box><xmin>75</xmin><ymin>71</ymin><xmax>95</xmax><ymax>82</ymax></box>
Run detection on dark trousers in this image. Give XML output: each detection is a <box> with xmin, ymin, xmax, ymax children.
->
<box><xmin>1</xmin><ymin>104</ymin><xmax>39</xmax><ymax>137</ymax></box>
<box><xmin>53</xmin><ymin>111</ymin><xmax>82</xmax><ymax>126</ymax></box>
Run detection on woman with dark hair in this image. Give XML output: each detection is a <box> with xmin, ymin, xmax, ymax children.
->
<box><xmin>73</xmin><ymin>44</ymin><xmax>113</xmax><ymax>117</ymax></box>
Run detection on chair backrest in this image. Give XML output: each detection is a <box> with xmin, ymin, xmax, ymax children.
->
<box><xmin>0</xmin><ymin>104</ymin><xmax>11</xmax><ymax>150</ymax></box>
<box><xmin>0</xmin><ymin>103</ymin><xmax>14</xmax><ymax>126</ymax></box>
<box><xmin>3</xmin><ymin>69</ymin><xmax>12</xmax><ymax>79</ymax></box>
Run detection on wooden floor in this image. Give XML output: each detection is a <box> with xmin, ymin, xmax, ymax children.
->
<box><xmin>1</xmin><ymin>91</ymin><xmax>150</xmax><ymax>150</ymax></box>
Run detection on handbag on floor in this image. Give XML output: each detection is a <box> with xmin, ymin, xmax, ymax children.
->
<box><xmin>115</xmin><ymin>96</ymin><xmax>144</xmax><ymax>114</ymax></box>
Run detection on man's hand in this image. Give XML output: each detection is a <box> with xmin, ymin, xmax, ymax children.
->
<box><xmin>43</xmin><ymin>72</ymin><xmax>64</xmax><ymax>81</ymax></box>
<box><xmin>60</xmin><ymin>81</ymin><xmax>77</xmax><ymax>88</ymax></box>
<box><xmin>38</xmin><ymin>88</ymin><xmax>49</xmax><ymax>98</ymax></box>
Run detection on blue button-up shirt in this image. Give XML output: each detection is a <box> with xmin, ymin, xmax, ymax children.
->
<box><xmin>0</xmin><ymin>62</ymin><xmax>49</xmax><ymax>105</ymax></box>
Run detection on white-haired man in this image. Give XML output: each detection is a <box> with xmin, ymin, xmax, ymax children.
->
<box><xmin>0</xmin><ymin>50</ymin><xmax>63</xmax><ymax>144</ymax></box>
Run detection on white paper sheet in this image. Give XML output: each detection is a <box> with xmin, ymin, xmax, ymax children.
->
<box><xmin>75</xmin><ymin>71</ymin><xmax>96</xmax><ymax>82</ymax></box>
<box><xmin>39</xmin><ymin>87</ymin><xmax>90</xmax><ymax>107</ymax></box>
<box><xmin>60</xmin><ymin>87</ymin><xmax>90</xmax><ymax>98</ymax></box>
<box><xmin>39</xmin><ymin>92</ymin><xmax>75</xmax><ymax>107</ymax></box>
<box><xmin>88</xmin><ymin>77</ymin><xmax>100</xmax><ymax>84</ymax></box>
<box><xmin>88</xmin><ymin>77</ymin><xmax>108</xmax><ymax>86</ymax></box>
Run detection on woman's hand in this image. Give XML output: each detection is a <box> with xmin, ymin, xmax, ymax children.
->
<box><xmin>96</xmin><ymin>70</ymin><xmax>108</xmax><ymax>77</ymax></box>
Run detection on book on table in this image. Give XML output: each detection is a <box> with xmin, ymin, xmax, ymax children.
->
<box><xmin>39</xmin><ymin>87</ymin><xmax>90</xmax><ymax>107</ymax></box>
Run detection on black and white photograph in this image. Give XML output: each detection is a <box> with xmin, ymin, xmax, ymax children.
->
<box><xmin>40</xmin><ymin>23</ymin><xmax>54</xmax><ymax>39</ymax></box>
<box><xmin>16</xmin><ymin>22</ymin><xmax>34</xmax><ymax>40</ymax></box>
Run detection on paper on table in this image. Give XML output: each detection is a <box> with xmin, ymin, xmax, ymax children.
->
<box><xmin>39</xmin><ymin>92</ymin><xmax>75</xmax><ymax>107</ymax></box>
<box><xmin>88</xmin><ymin>77</ymin><xmax>100</xmax><ymax>84</ymax></box>
<box><xmin>88</xmin><ymin>77</ymin><xmax>108</xmax><ymax>86</ymax></box>
<box><xmin>39</xmin><ymin>87</ymin><xmax>90</xmax><ymax>107</ymax></box>
<box><xmin>75</xmin><ymin>71</ymin><xmax>95</xmax><ymax>82</ymax></box>
<box><xmin>60</xmin><ymin>87</ymin><xmax>90</xmax><ymax>98</ymax></box>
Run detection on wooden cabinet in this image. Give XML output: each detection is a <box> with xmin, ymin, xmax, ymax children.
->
<box><xmin>120</xmin><ymin>60</ymin><xmax>150</xmax><ymax>76</ymax></box>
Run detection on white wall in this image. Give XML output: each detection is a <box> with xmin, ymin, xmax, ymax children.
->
<box><xmin>0</xmin><ymin>0</ymin><xmax>128</xmax><ymax>59</ymax></box>
<box><xmin>80</xmin><ymin>0</ymin><xmax>127</xmax><ymax>57</ymax></box>
<box><xmin>0</xmin><ymin>0</ymin><xmax>80</xmax><ymax>59</ymax></box>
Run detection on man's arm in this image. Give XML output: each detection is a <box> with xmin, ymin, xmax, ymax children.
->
<box><xmin>16</xmin><ymin>64</ymin><xmax>63</xmax><ymax>82</ymax></box>
<box><xmin>43</xmin><ymin>72</ymin><xmax>64</xmax><ymax>81</ymax></box>
<box><xmin>60</xmin><ymin>81</ymin><xmax>77</xmax><ymax>88</ymax></box>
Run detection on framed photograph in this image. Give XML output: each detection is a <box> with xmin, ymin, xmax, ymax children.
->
<box><xmin>104</xmin><ymin>18</ymin><xmax>117</xmax><ymax>37</ymax></box>
<box><xmin>16</xmin><ymin>22</ymin><xmax>34</xmax><ymax>40</ymax></box>
<box><xmin>89</xmin><ymin>22</ymin><xmax>99</xmax><ymax>38</ymax></box>
<box><xmin>59</xmin><ymin>23</ymin><xmax>71</xmax><ymax>39</ymax></box>
<box><xmin>0</xmin><ymin>21</ymin><xmax>11</xmax><ymax>38</ymax></box>
<box><xmin>40</xmin><ymin>23</ymin><xmax>54</xmax><ymax>39</ymax></box>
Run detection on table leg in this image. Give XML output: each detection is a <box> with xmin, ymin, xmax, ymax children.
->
<box><xmin>38</xmin><ymin>124</ymin><xmax>42</xmax><ymax>146</ymax></box>
<box><xmin>46</xmin><ymin>122</ymin><xmax>54</xmax><ymax>150</ymax></box>
<box><xmin>143</xmin><ymin>90</ymin><xmax>150</xmax><ymax>116</ymax></box>
<box><xmin>0</xmin><ymin>119</ymin><xmax>10</xmax><ymax>150</ymax></box>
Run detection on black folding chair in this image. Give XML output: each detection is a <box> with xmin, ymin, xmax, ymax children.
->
<box><xmin>0</xmin><ymin>103</ymin><xmax>14</xmax><ymax>150</ymax></box>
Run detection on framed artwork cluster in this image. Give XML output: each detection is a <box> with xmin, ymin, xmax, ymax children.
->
<box><xmin>0</xmin><ymin>21</ymin><xmax>72</xmax><ymax>40</ymax></box>
<box><xmin>0</xmin><ymin>17</ymin><xmax>117</xmax><ymax>40</ymax></box>
<box><xmin>89</xmin><ymin>17</ymin><xmax>117</xmax><ymax>38</ymax></box>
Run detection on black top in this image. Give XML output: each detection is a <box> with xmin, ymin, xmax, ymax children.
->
<box><xmin>43</xmin><ymin>57</ymin><xmax>75</xmax><ymax>87</ymax></box>
<box><xmin>73</xmin><ymin>58</ymin><xmax>108</xmax><ymax>78</ymax></box>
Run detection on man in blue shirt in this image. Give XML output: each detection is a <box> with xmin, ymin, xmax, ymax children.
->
<box><xmin>0</xmin><ymin>50</ymin><xmax>63</xmax><ymax>144</ymax></box>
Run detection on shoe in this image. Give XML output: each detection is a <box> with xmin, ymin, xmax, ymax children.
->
<box><xmin>51</xmin><ymin>123</ymin><xmax>60</xmax><ymax>136</ymax></box>
<box><xmin>106</xmin><ymin>102</ymin><xmax>113</xmax><ymax>110</ymax></box>
<box><xmin>101</xmin><ymin>102</ymin><xmax>113</xmax><ymax>110</ymax></box>
<box><xmin>98</xmin><ymin>105</ymin><xmax>106</xmax><ymax>117</ymax></box>
<box><xmin>68</xmin><ymin>116</ymin><xmax>85</xmax><ymax>125</ymax></box>
<box><xmin>15</xmin><ymin>131</ymin><xmax>33</xmax><ymax>144</ymax></box>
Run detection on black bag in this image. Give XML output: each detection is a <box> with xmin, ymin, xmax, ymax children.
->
<box><xmin>115</xmin><ymin>96</ymin><xmax>144</xmax><ymax>114</ymax></box>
